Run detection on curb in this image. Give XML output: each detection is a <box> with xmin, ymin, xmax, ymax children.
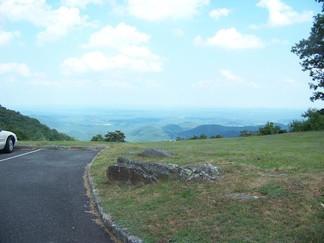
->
<box><xmin>87</xmin><ymin>152</ymin><xmax>143</xmax><ymax>243</ymax></box>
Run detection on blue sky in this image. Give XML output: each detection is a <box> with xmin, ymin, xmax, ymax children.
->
<box><xmin>0</xmin><ymin>0</ymin><xmax>322</xmax><ymax>110</ymax></box>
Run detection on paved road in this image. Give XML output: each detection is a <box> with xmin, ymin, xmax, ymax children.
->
<box><xmin>0</xmin><ymin>149</ymin><xmax>114</xmax><ymax>243</ymax></box>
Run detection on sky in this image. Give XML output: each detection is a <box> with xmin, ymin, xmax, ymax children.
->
<box><xmin>0</xmin><ymin>0</ymin><xmax>323</xmax><ymax>110</ymax></box>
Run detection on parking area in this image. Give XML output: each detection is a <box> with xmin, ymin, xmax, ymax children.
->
<box><xmin>0</xmin><ymin>148</ymin><xmax>42</xmax><ymax>162</ymax></box>
<box><xmin>0</xmin><ymin>148</ymin><xmax>114</xmax><ymax>243</ymax></box>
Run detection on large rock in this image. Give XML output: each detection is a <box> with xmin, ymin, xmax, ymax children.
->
<box><xmin>107</xmin><ymin>157</ymin><xmax>222</xmax><ymax>185</ymax></box>
<box><xmin>107</xmin><ymin>157</ymin><xmax>178</xmax><ymax>185</ymax></box>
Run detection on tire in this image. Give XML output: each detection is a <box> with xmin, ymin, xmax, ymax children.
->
<box><xmin>4</xmin><ymin>136</ymin><xmax>15</xmax><ymax>153</ymax></box>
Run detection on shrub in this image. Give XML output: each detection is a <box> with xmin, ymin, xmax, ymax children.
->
<box><xmin>91</xmin><ymin>134</ymin><xmax>104</xmax><ymax>141</ymax></box>
<box><xmin>104</xmin><ymin>130</ymin><xmax>126</xmax><ymax>142</ymax></box>
<box><xmin>289</xmin><ymin>108</ymin><xmax>324</xmax><ymax>132</ymax></box>
<box><xmin>258</xmin><ymin>122</ymin><xmax>281</xmax><ymax>135</ymax></box>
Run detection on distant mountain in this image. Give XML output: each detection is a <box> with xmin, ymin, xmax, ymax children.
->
<box><xmin>163</xmin><ymin>123</ymin><xmax>289</xmax><ymax>139</ymax></box>
<box><xmin>177</xmin><ymin>124</ymin><xmax>260</xmax><ymax>138</ymax></box>
<box><xmin>0</xmin><ymin>105</ymin><xmax>75</xmax><ymax>141</ymax></box>
<box><xmin>128</xmin><ymin>125</ymin><xmax>170</xmax><ymax>141</ymax></box>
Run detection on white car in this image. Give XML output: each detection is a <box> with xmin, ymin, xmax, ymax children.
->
<box><xmin>0</xmin><ymin>129</ymin><xmax>17</xmax><ymax>153</ymax></box>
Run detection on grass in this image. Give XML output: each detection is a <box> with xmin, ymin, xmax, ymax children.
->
<box><xmin>90</xmin><ymin>131</ymin><xmax>323</xmax><ymax>242</ymax></box>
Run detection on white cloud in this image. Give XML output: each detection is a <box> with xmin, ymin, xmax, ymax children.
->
<box><xmin>256</xmin><ymin>0</ymin><xmax>313</xmax><ymax>27</ymax></box>
<box><xmin>194</xmin><ymin>28</ymin><xmax>265</xmax><ymax>50</ymax></box>
<box><xmin>209</xmin><ymin>8</ymin><xmax>230</xmax><ymax>20</ymax></box>
<box><xmin>62</xmin><ymin>51</ymin><xmax>162</xmax><ymax>74</ymax></box>
<box><xmin>0</xmin><ymin>30</ymin><xmax>19</xmax><ymax>46</ymax></box>
<box><xmin>37</xmin><ymin>7</ymin><xmax>86</xmax><ymax>44</ymax></box>
<box><xmin>220</xmin><ymin>69</ymin><xmax>258</xmax><ymax>87</ymax></box>
<box><xmin>220</xmin><ymin>69</ymin><xmax>241</xmax><ymax>81</ymax></box>
<box><xmin>120</xmin><ymin>0</ymin><xmax>209</xmax><ymax>21</ymax></box>
<box><xmin>0</xmin><ymin>0</ymin><xmax>48</xmax><ymax>24</ymax></box>
<box><xmin>60</xmin><ymin>0</ymin><xmax>103</xmax><ymax>8</ymax></box>
<box><xmin>83</xmin><ymin>23</ymin><xmax>150</xmax><ymax>49</ymax></box>
<box><xmin>65</xmin><ymin>23</ymin><xmax>162</xmax><ymax>74</ymax></box>
<box><xmin>0</xmin><ymin>63</ymin><xmax>31</xmax><ymax>76</ymax></box>
<box><xmin>0</xmin><ymin>0</ymin><xmax>88</xmax><ymax>43</ymax></box>
<box><xmin>194</xmin><ymin>69</ymin><xmax>260</xmax><ymax>89</ymax></box>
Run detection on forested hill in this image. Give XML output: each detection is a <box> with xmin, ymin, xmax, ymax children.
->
<box><xmin>0</xmin><ymin>105</ymin><xmax>74</xmax><ymax>141</ymax></box>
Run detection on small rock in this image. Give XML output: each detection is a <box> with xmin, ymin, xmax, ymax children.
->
<box><xmin>137</xmin><ymin>148</ymin><xmax>171</xmax><ymax>157</ymax></box>
<box><xmin>179</xmin><ymin>163</ymin><xmax>222</xmax><ymax>182</ymax></box>
<box><xmin>224</xmin><ymin>193</ymin><xmax>259</xmax><ymax>200</ymax></box>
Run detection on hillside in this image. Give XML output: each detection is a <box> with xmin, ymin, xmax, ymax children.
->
<box><xmin>0</xmin><ymin>105</ymin><xmax>74</xmax><ymax>141</ymax></box>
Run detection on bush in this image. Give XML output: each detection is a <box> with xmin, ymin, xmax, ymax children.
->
<box><xmin>289</xmin><ymin>108</ymin><xmax>324</xmax><ymax>132</ymax></box>
<box><xmin>91</xmin><ymin>134</ymin><xmax>104</xmax><ymax>141</ymax></box>
<box><xmin>258</xmin><ymin>122</ymin><xmax>282</xmax><ymax>135</ymax></box>
<box><xmin>104</xmin><ymin>130</ymin><xmax>126</xmax><ymax>142</ymax></box>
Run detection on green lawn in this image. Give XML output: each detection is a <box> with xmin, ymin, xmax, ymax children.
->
<box><xmin>91</xmin><ymin>131</ymin><xmax>324</xmax><ymax>242</ymax></box>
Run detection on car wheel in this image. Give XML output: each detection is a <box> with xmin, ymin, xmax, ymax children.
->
<box><xmin>4</xmin><ymin>137</ymin><xmax>15</xmax><ymax>153</ymax></box>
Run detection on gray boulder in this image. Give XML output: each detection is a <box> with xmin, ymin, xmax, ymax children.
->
<box><xmin>107</xmin><ymin>157</ymin><xmax>178</xmax><ymax>185</ymax></box>
<box><xmin>107</xmin><ymin>157</ymin><xmax>222</xmax><ymax>185</ymax></box>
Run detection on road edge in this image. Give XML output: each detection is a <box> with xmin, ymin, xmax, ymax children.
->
<box><xmin>87</xmin><ymin>151</ymin><xmax>143</xmax><ymax>243</ymax></box>
<box><xmin>16</xmin><ymin>145</ymin><xmax>109</xmax><ymax>151</ymax></box>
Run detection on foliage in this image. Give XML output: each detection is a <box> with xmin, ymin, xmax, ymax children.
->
<box><xmin>0</xmin><ymin>105</ymin><xmax>75</xmax><ymax>141</ymax></box>
<box><xmin>91</xmin><ymin>134</ymin><xmax>104</xmax><ymax>142</ymax></box>
<box><xmin>289</xmin><ymin>108</ymin><xmax>324</xmax><ymax>131</ymax></box>
<box><xmin>240</xmin><ymin>122</ymin><xmax>286</xmax><ymax>137</ymax></box>
<box><xmin>199</xmin><ymin>133</ymin><xmax>207</xmax><ymax>139</ymax></box>
<box><xmin>104</xmin><ymin>130</ymin><xmax>126</xmax><ymax>142</ymax></box>
<box><xmin>210</xmin><ymin>134</ymin><xmax>224</xmax><ymax>138</ymax></box>
<box><xmin>258</xmin><ymin>122</ymin><xmax>283</xmax><ymax>135</ymax></box>
<box><xmin>291</xmin><ymin>1</ymin><xmax>324</xmax><ymax>102</ymax></box>
<box><xmin>184</xmin><ymin>133</ymin><xmax>223</xmax><ymax>140</ymax></box>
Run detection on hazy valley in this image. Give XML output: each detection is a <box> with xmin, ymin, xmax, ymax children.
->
<box><xmin>19</xmin><ymin>107</ymin><xmax>303</xmax><ymax>142</ymax></box>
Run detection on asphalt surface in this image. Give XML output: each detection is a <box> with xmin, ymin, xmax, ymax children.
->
<box><xmin>0</xmin><ymin>148</ymin><xmax>114</xmax><ymax>243</ymax></box>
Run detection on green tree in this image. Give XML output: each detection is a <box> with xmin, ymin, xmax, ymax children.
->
<box><xmin>291</xmin><ymin>0</ymin><xmax>324</xmax><ymax>102</ymax></box>
<box><xmin>289</xmin><ymin>108</ymin><xmax>324</xmax><ymax>131</ymax></box>
<box><xmin>199</xmin><ymin>133</ymin><xmax>207</xmax><ymax>139</ymax></box>
<box><xmin>104</xmin><ymin>130</ymin><xmax>126</xmax><ymax>142</ymax></box>
<box><xmin>258</xmin><ymin>122</ymin><xmax>281</xmax><ymax>136</ymax></box>
<box><xmin>91</xmin><ymin>134</ymin><xmax>104</xmax><ymax>141</ymax></box>
<box><xmin>210</xmin><ymin>134</ymin><xmax>223</xmax><ymax>138</ymax></box>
